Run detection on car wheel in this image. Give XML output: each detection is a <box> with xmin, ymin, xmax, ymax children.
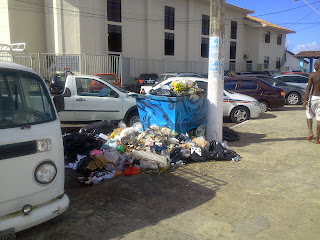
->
<box><xmin>127</xmin><ymin>112</ymin><xmax>140</xmax><ymax>126</ymax></box>
<box><xmin>230</xmin><ymin>106</ymin><xmax>250</xmax><ymax>123</ymax></box>
<box><xmin>286</xmin><ymin>92</ymin><xmax>300</xmax><ymax>105</ymax></box>
<box><xmin>259</xmin><ymin>101</ymin><xmax>268</xmax><ymax>114</ymax></box>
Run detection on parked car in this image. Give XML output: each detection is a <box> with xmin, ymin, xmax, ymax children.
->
<box><xmin>146</xmin><ymin>77</ymin><xmax>261</xmax><ymax>123</ymax></box>
<box><xmin>239</xmin><ymin>71</ymin><xmax>275</xmax><ymax>76</ymax></box>
<box><xmin>137</xmin><ymin>73</ymin><xmax>159</xmax><ymax>86</ymax></box>
<box><xmin>240</xmin><ymin>75</ymin><xmax>305</xmax><ymax>105</ymax></box>
<box><xmin>94</xmin><ymin>73</ymin><xmax>120</xmax><ymax>87</ymax></box>
<box><xmin>282</xmin><ymin>71</ymin><xmax>310</xmax><ymax>77</ymax></box>
<box><xmin>274</xmin><ymin>74</ymin><xmax>309</xmax><ymax>89</ymax></box>
<box><xmin>158</xmin><ymin>72</ymin><xmax>203</xmax><ymax>82</ymax></box>
<box><xmin>224</xmin><ymin>76</ymin><xmax>286</xmax><ymax>113</ymax></box>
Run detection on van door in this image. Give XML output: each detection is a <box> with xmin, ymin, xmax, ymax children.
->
<box><xmin>73</xmin><ymin>77</ymin><xmax>122</xmax><ymax>121</ymax></box>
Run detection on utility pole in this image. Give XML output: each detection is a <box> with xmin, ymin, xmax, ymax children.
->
<box><xmin>206</xmin><ymin>0</ymin><xmax>225</xmax><ymax>142</ymax></box>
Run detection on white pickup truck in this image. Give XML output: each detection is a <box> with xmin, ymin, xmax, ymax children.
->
<box><xmin>50</xmin><ymin>72</ymin><xmax>139</xmax><ymax>126</ymax></box>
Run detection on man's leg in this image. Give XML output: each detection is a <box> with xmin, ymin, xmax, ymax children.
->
<box><xmin>307</xmin><ymin>118</ymin><xmax>313</xmax><ymax>140</ymax></box>
<box><xmin>316</xmin><ymin>120</ymin><xmax>320</xmax><ymax>144</ymax></box>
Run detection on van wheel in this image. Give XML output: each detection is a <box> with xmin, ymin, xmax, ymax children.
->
<box><xmin>259</xmin><ymin>101</ymin><xmax>269</xmax><ymax>114</ymax></box>
<box><xmin>230</xmin><ymin>106</ymin><xmax>250</xmax><ymax>123</ymax></box>
<box><xmin>286</xmin><ymin>92</ymin><xmax>300</xmax><ymax>105</ymax></box>
<box><xmin>127</xmin><ymin>112</ymin><xmax>140</xmax><ymax>126</ymax></box>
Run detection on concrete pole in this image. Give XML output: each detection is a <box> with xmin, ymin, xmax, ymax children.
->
<box><xmin>206</xmin><ymin>0</ymin><xmax>225</xmax><ymax>142</ymax></box>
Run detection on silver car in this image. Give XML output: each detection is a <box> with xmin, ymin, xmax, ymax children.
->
<box><xmin>244</xmin><ymin>75</ymin><xmax>305</xmax><ymax>105</ymax></box>
<box><xmin>273</xmin><ymin>74</ymin><xmax>309</xmax><ymax>89</ymax></box>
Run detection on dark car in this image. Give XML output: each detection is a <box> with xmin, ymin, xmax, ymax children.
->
<box><xmin>240</xmin><ymin>75</ymin><xmax>305</xmax><ymax>105</ymax></box>
<box><xmin>137</xmin><ymin>73</ymin><xmax>159</xmax><ymax>86</ymax></box>
<box><xmin>224</xmin><ymin>76</ymin><xmax>286</xmax><ymax>113</ymax></box>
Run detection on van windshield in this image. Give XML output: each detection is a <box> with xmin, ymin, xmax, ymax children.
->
<box><xmin>0</xmin><ymin>71</ymin><xmax>56</xmax><ymax>129</ymax></box>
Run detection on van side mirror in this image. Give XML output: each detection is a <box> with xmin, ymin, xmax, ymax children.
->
<box><xmin>53</xmin><ymin>95</ymin><xmax>65</xmax><ymax>112</ymax></box>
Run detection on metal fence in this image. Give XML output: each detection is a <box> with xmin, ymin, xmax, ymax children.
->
<box><xmin>0</xmin><ymin>52</ymin><xmax>268</xmax><ymax>85</ymax></box>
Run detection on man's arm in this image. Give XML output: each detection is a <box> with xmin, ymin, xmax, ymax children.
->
<box><xmin>302</xmin><ymin>75</ymin><xmax>313</xmax><ymax>108</ymax></box>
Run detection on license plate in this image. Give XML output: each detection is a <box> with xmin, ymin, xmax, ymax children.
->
<box><xmin>145</xmin><ymin>80</ymin><xmax>155</xmax><ymax>84</ymax></box>
<box><xmin>0</xmin><ymin>228</ymin><xmax>15</xmax><ymax>240</ymax></box>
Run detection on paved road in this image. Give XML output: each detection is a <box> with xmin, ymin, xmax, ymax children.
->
<box><xmin>17</xmin><ymin>105</ymin><xmax>320</xmax><ymax>239</ymax></box>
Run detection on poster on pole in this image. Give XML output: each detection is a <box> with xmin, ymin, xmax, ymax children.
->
<box><xmin>208</xmin><ymin>37</ymin><xmax>219</xmax><ymax>77</ymax></box>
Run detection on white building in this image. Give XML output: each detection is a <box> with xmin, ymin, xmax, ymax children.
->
<box><xmin>0</xmin><ymin>0</ymin><xmax>295</xmax><ymax>78</ymax></box>
<box><xmin>284</xmin><ymin>50</ymin><xmax>309</xmax><ymax>73</ymax></box>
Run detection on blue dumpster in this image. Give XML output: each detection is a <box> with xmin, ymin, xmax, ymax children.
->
<box><xmin>136</xmin><ymin>94</ymin><xmax>207</xmax><ymax>134</ymax></box>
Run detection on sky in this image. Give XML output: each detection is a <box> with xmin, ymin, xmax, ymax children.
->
<box><xmin>226</xmin><ymin>0</ymin><xmax>320</xmax><ymax>54</ymax></box>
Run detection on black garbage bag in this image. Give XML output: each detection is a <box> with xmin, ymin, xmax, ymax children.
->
<box><xmin>63</xmin><ymin>133</ymin><xmax>103</xmax><ymax>163</ymax></box>
<box><xmin>79</xmin><ymin>120</ymin><xmax>117</xmax><ymax>135</ymax></box>
<box><xmin>76</xmin><ymin>156</ymin><xmax>93</xmax><ymax>175</ymax></box>
<box><xmin>223</xmin><ymin>127</ymin><xmax>240</xmax><ymax>142</ymax></box>
<box><xmin>187</xmin><ymin>148</ymin><xmax>214</xmax><ymax>162</ymax></box>
<box><xmin>209</xmin><ymin>140</ymin><xmax>240</xmax><ymax>161</ymax></box>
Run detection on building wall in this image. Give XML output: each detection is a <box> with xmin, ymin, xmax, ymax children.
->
<box><xmin>284</xmin><ymin>52</ymin><xmax>309</xmax><ymax>72</ymax></box>
<box><xmin>4</xmin><ymin>0</ymin><xmax>47</xmax><ymax>52</ymax></box>
<box><xmin>258</xmin><ymin>28</ymin><xmax>286</xmax><ymax>71</ymax></box>
<box><xmin>0</xmin><ymin>0</ymin><xmax>11</xmax><ymax>45</ymax></box>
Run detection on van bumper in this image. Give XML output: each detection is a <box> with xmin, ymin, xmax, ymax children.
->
<box><xmin>0</xmin><ymin>193</ymin><xmax>69</xmax><ymax>233</ymax></box>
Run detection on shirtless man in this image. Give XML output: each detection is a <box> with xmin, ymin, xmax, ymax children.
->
<box><xmin>302</xmin><ymin>59</ymin><xmax>320</xmax><ymax>144</ymax></box>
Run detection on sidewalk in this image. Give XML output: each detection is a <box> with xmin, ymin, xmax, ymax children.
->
<box><xmin>18</xmin><ymin>105</ymin><xmax>320</xmax><ymax>240</ymax></box>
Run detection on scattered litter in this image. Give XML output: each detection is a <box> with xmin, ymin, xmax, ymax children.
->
<box><xmin>64</xmin><ymin>122</ymin><xmax>240</xmax><ymax>186</ymax></box>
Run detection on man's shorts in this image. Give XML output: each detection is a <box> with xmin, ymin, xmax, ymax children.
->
<box><xmin>306</xmin><ymin>96</ymin><xmax>320</xmax><ymax>121</ymax></box>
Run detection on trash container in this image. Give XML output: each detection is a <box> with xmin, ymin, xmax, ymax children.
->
<box><xmin>136</xmin><ymin>94</ymin><xmax>207</xmax><ymax>134</ymax></box>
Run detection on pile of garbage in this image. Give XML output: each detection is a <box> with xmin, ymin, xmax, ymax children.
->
<box><xmin>149</xmin><ymin>79</ymin><xmax>204</xmax><ymax>97</ymax></box>
<box><xmin>64</xmin><ymin>121</ymin><xmax>240</xmax><ymax>186</ymax></box>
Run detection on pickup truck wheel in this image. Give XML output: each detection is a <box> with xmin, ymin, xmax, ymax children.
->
<box><xmin>127</xmin><ymin>113</ymin><xmax>140</xmax><ymax>127</ymax></box>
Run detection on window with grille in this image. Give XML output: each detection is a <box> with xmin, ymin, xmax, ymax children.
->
<box><xmin>230</xmin><ymin>41</ymin><xmax>236</xmax><ymax>59</ymax></box>
<box><xmin>276</xmin><ymin>57</ymin><xmax>281</xmax><ymax>69</ymax></box>
<box><xmin>107</xmin><ymin>0</ymin><xmax>121</xmax><ymax>22</ymax></box>
<box><xmin>165</xmin><ymin>32</ymin><xmax>174</xmax><ymax>55</ymax></box>
<box><xmin>202</xmin><ymin>15</ymin><xmax>209</xmax><ymax>35</ymax></box>
<box><xmin>277</xmin><ymin>34</ymin><xmax>282</xmax><ymax>45</ymax></box>
<box><xmin>201</xmin><ymin>37</ymin><xmax>209</xmax><ymax>58</ymax></box>
<box><xmin>264</xmin><ymin>56</ymin><xmax>269</xmax><ymax>69</ymax></box>
<box><xmin>108</xmin><ymin>25</ymin><xmax>122</xmax><ymax>52</ymax></box>
<box><xmin>165</xmin><ymin>6</ymin><xmax>175</xmax><ymax>30</ymax></box>
<box><xmin>265</xmin><ymin>31</ymin><xmax>270</xmax><ymax>43</ymax></box>
<box><xmin>231</xmin><ymin>21</ymin><xmax>237</xmax><ymax>39</ymax></box>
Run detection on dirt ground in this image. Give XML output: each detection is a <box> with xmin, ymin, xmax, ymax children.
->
<box><xmin>16</xmin><ymin>105</ymin><xmax>320</xmax><ymax>240</ymax></box>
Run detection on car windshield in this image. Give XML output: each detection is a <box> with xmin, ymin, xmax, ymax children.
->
<box><xmin>97</xmin><ymin>74</ymin><xmax>117</xmax><ymax>83</ymax></box>
<box><xmin>157</xmin><ymin>74</ymin><xmax>175</xmax><ymax>83</ymax></box>
<box><xmin>139</xmin><ymin>73</ymin><xmax>159</xmax><ymax>79</ymax></box>
<box><xmin>0</xmin><ymin>71</ymin><xmax>56</xmax><ymax>129</ymax></box>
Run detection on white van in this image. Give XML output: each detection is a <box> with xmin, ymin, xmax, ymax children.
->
<box><xmin>0</xmin><ymin>60</ymin><xmax>69</xmax><ymax>238</ymax></box>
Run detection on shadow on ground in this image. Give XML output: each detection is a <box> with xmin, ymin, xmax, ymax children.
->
<box><xmin>17</xmin><ymin>168</ymin><xmax>227</xmax><ymax>240</ymax></box>
<box><xmin>230</xmin><ymin>132</ymin><xmax>306</xmax><ymax>147</ymax></box>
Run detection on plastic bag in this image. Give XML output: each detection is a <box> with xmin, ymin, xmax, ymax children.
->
<box><xmin>124</xmin><ymin>166</ymin><xmax>141</xmax><ymax>176</ymax></box>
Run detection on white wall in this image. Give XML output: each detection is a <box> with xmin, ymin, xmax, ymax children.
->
<box><xmin>284</xmin><ymin>52</ymin><xmax>309</xmax><ymax>72</ymax></box>
<box><xmin>0</xmin><ymin>0</ymin><xmax>11</xmax><ymax>45</ymax></box>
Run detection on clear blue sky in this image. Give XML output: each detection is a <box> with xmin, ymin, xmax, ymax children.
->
<box><xmin>226</xmin><ymin>0</ymin><xmax>320</xmax><ymax>54</ymax></box>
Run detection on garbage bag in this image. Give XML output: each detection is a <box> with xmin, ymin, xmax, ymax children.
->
<box><xmin>124</xmin><ymin>166</ymin><xmax>141</xmax><ymax>176</ymax></box>
<box><xmin>63</xmin><ymin>133</ymin><xmax>103</xmax><ymax>162</ymax></box>
<box><xmin>79</xmin><ymin>120</ymin><xmax>117</xmax><ymax>135</ymax></box>
<box><xmin>209</xmin><ymin>140</ymin><xmax>240</xmax><ymax>161</ymax></box>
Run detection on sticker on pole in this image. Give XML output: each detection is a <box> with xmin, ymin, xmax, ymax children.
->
<box><xmin>208</xmin><ymin>37</ymin><xmax>219</xmax><ymax>75</ymax></box>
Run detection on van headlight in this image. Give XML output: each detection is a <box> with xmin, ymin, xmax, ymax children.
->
<box><xmin>37</xmin><ymin>139</ymin><xmax>51</xmax><ymax>152</ymax></box>
<box><xmin>34</xmin><ymin>161</ymin><xmax>57</xmax><ymax>184</ymax></box>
